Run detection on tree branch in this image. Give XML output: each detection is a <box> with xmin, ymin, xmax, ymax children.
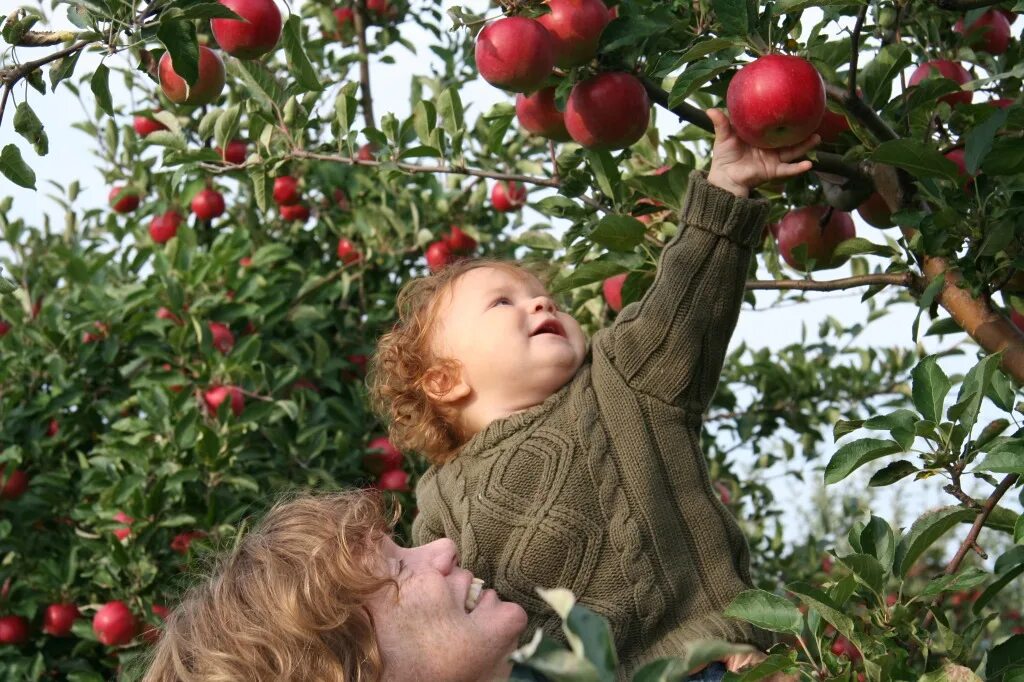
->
<box><xmin>848</xmin><ymin>4</ymin><xmax>868</xmax><ymax>98</ymax></box>
<box><xmin>352</xmin><ymin>0</ymin><xmax>375</xmax><ymax>129</ymax></box>
<box><xmin>746</xmin><ymin>273</ymin><xmax>917</xmax><ymax>292</ymax></box>
<box><xmin>0</xmin><ymin>39</ymin><xmax>91</xmax><ymax>127</ymax></box>
<box><xmin>825</xmin><ymin>83</ymin><xmax>899</xmax><ymax>143</ymax></box>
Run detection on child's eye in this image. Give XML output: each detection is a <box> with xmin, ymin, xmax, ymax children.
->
<box><xmin>492</xmin><ymin>296</ymin><xmax>512</xmax><ymax>307</ymax></box>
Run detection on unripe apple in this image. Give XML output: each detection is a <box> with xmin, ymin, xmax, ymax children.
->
<box><xmin>0</xmin><ymin>466</ymin><xmax>28</xmax><ymax>501</ymax></box>
<box><xmin>907</xmin><ymin>60</ymin><xmax>972</xmax><ymax>108</ymax></box>
<box><xmin>0</xmin><ymin>615</ymin><xmax>29</xmax><ymax>645</ymax></box>
<box><xmin>491</xmin><ymin>181</ymin><xmax>527</xmax><ymax>212</ymax></box>
<box><xmin>42</xmin><ymin>603</ymin><xmax>80</xmax><ymax>637</ymax></box>
<box><xmin>537</xmin><ymin>0</ymin><xmax>611</xmax><ymax>68</ymax></box>
<box><xmin>211</xmin><ymin>0</ymin><xmax>282</xmax><ymax>59</ymax></box>
<box><xmin>133</xmin><ymin>114</ymin><xmax>167</xmax><ymax>137</ymax></box>
<box><xmin>726</xmin><ymin>54</ymin><xmax>826</xmax><ymax>149</ymax></box>
<box><xmin>158</xmin><ymin>46</ymin><xmax>226</xmax><ymax>106</ymax></box>
<box><xmin>444</xmin><ymin>226</ymin><xmax>477</xmax><ymax>254</ymax></box>
<box><xmin>191</xmin><ymin>188</ymin><xmax>225</xmax><ymax>220</ymax></box>
<box><xmin>363</xmin><ymin>436</ymin><xmax>403</xmax><ymax>475</ymax></box>
<box><xmin>208</xmin><ymin>322</ymin><xmax>235</xmax><ymax>354</ymax></box>
<box><xmin>203</xmin><ymin>384</ymin><xmax>245</xmax><ymax>417</ymax></box>
<box><xmin>279</xmin><ymin>203</ymin><xmax>310</xmax><ymax>222</ymax></box>
<box><xmin>337</xmin><ymin>237</ymin><xmax>362</xmax><ymax>264</ymax></box>
<box><xmin>776</xmin><ymin>206</ymin><xmax>856</xmax><ymax>271</ymax></box>
<box><xmin>378</xmin><ymin>468</ymin><xmax>410</xmax><ymax>492</ymax></box>
<box><xmin>475</xmin><ymin>17</ymin><xmax>555</xmax><ymax>92</ymax></box>
<box><xmin>273</xmin><ymin>175</ymin><xmax>301</xmax><ymax>205</ymax></box>
<box><xmin>112</xmin><ymin>511</ymin><xmax>134</xmax><ymax>541</ymax></box>
<box><xmin>955</xmin><ymin>10</ymin><xmax>1011</xmax><ymax>55</ymax></box>
<box><xmin>565</xmin><ymin>72</ymin><xmax>650</xmax><ymax>150</ymax></box>
<box><xmin>425</xmin><ymin>240</ymin><xmax>453</xmax><ymax>272</ymax></box>
<box><xmin>857</xmin><ymin>192</ymin><xmax>894</xmax><ymax>228</ymax></box>
<box><xmin>109</xmin><ymin>186</ymin><xmax>140</xmax><ymax>214</ymax></box>
<box><xmin>515</xmin><ymin>87</ymin><xmax>570</xmax><ymax>142</ymax></box>
<box><xmin>602</xmin><ymin>273</ymin><xmax>626</xmax><ymax>312</ymax></box>
<box><xmin>149</xmin><ymin>210</ymin><xmax>182</xmax><ymax>244</ymax></box>
<box><xmin>93</xmin><ymin>601</ymin><xmax>138</xmax><ymax>646</ymax></box>
<box><xmin>217</xmin><ymin>139</ymin><xmax>247</xmax><ymax>164</ymax></box>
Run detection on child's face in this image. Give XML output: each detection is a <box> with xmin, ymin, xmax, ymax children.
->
<box><xmin>431</xmin><ymin>266</ymin><xmax>587</xmax><ymax>413</ymax></box>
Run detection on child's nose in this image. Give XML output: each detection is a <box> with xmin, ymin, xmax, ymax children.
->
<box><xmin>531</xmin><ymin>296</ymin><xmax>555</xmax><ymax>313</ymax></box>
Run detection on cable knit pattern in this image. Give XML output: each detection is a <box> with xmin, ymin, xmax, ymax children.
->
<box><xmin>411</xmin><ymin>172</ymin><xmax>774</xmax><ymax>679</ymax></box>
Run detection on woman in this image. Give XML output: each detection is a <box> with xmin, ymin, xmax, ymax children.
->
<box><xmin>143</xmin><ymin>490</ymin><xmax>528</xmax><ymax>681</ymax></box>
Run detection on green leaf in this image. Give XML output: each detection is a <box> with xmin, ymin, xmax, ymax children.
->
<box><xmin>438</xmin><ymin>86</ymin><xmax>464</xmax><ymax>136</ymax></box>
<box><xmin>550</xmin><ymin>261</ymin><xmax>628</xmax><ymax>294</ymax></box>
<box><xmin>918</xmin><ymin>567</ymin><xmax>989</xmax><ymax>598</ymax></box>
<box><xmin>869</xmin><ymin>460</ymin><xmax>918</xmax><ymax>487</ymax></box>
<box><xmin>831</xmin><ymin>237</ymin><xmax>898</xmax><ymax>260</ymax></box>
<box><xmin>824</xmin><ymin>438</ymin><xmax>903</xmax><ymax>485</ymax></box>
<box><xmin>675</xmin><ymin>38</ymin><xmax>743</xmax><ymax>65</ymax></box>
<box><xmin>946</xmin><ymin>353</ymin><xmax>1001</xmax><ymax>434</ymax></box>
<box><xmin>860</xmin><ymin>515</ymin><xmax>896</xmax><ymax>572</ymax></box>
<box><xmin>179</xmin><ymin>1</ymin><xmax>243</xmax><ymax>20</ymax></box>
<box><xmin>911</xmin><ymin>356</ymin><xmax>951</xmax><ymax>423</ymax></box>
<box><xmin>735</xmin><ymin>653</ymin><xmax>799</xmax><ymax>682</ymax></box>
<box><xmin>251</xmin><ymin>243</ymin><xmax>294</xmax><ymax>267</ymax></box>
<box><xmin>836</xmin><ymin>553</ymin><xmax>885</xmax><ymax>596</ymax></box>
<box><xmin>667</xmin><ymin>58</ymin><xmax>733</xmax><ymax>108</ymax></box>
<box><xmin>585</xmin><ymin>150</ymin><xmax>621</xmax><ymax>202</ymax></box>
<box><xmin>589</xmin><ymin>215</ymin><xmax>646</xmax><ymax>252</ymax></box>
<box><xmin>630</xmin><ymin>657</ymin><xmax>690</xmax><ymax>682</ymax></box>
<box><xmin>13</xmin><ymin>102</ymin><xmax>47</xmax><ymax>156</ymax></box>
<box><xmin>723</xmin><ymin>589</ymin><xmax>803</xmax><ymax>634</ymax></box>
<box><xmin>833</xmin><ymin>419</ymin><xmax>864</xmax><ymax>440</ymax></box>
<box><xmin>964</xmin><ymin>107</ymin><xmax>1010</xmax><ymax>175</ymax></box>
<box><xmin>90</xmin><ymin>64</ymin><xmax>113</xmax><ymax>116</ymax></box>
<box><xmin>48</xmin><ymin>48</ymin><xmax>81</xmax><ymax>90</ymax></box>
<box><xmin>231</xmin><ymin>60</ymin><xmax>281</xmax><ymax>109</ymax></box>
<box><xmin>565</xmin><ymin>603</ymin><xmax>618</xmax><ymax>676</ymax></box>
<box><xmin>981</xmin><ymin>137</ymin><xmax>1024</xmax><ymax>176</ymax></box>
<box><xmin>860</xmin><ymin>43</ymin><xmax>912</xmax><ymax>109</ymax></box>
<box><xmin>975</xmin><ymin>440</ymin><xmax>1024</xmax><ymax>475</ymax></box>
<box><xmin>895</xmin><ymin>506</ymin><xmax>979</xmax><ymax>577</ymax></box>
<box><xmin>1015</xmin><ymin>513</ymin><xmax>1023</xmax><ymax>544</ymax></box>
<box><xmin>925</xmin><ymin>317</ymin><xmax>963</xmax><ymax>336</ymax></box>
<box><xmin>711</xmin><ymin>0</ymin><xmax>749</xmax><ymax>36</ymax></box>
<box><xmin>158</xmin><ymin>19</ymin><xmax>199</xmax><ymax>86</ymax></box>
<box><xmin>0</xmin><ymin>144</ymin><xmax>36</xmax><ymax>189</ymax></box>
<box><xmin>872</xmin><ymin>140</ymin><xmax>960</xmax><ymax>182</ymax></box>
<box><xmin>985</xmin><ymin>634</ymin><xmax>1024</xmax><ymax>680</ymax></box>
<box><xmin>282</xmin><ymin>15</ymin><xmax>321</xmax><ymax>91</ymax></box>
<box><xmin>786</xmin><ymin>582</ymin><xmax>861</xmax><ymax>648</ymax></box>
<box><xmin>249</xmin><ymin>164</ymin><xmax>269</xmax><ymax>213</ymax></box>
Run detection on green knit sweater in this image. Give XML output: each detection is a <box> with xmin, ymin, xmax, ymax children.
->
<box><xmin>412</xmin><ymin>171</ymin><xmax>774</xmax><ymax>677</ymax></box>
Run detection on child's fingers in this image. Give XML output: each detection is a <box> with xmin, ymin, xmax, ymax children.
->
<box><xmin>774</xmin><ymin>159</ymin><xmax>814</xmax><ymax>178</ymax></box>
<box><xmin>706</xmin><ymin>108</ymin><xmax>732</xmax><ymax>144</ymax></box>
<box><xmin>777</xmin><ymin>134</ymin><xmax>820</xmax><ymax>163</ymax></box>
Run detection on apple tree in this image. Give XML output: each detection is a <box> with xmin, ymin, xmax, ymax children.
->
<box><xmin>1</xmin><ymin>0</ymin><xmax>1023</xmax><ymax>678</ymax></box>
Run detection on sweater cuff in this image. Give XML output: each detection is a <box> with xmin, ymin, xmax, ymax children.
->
<box><xmin>681</xmin><ymin>170</ymin><xmax>770</xmax><ymax>249</ymax></box>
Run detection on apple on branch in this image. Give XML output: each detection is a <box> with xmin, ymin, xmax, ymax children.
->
<box><xmin>725</xmin><ymin>54</ymin><xmax>825</xmax><ymax>149</ymax></box>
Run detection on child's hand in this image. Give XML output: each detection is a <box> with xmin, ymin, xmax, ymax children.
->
<box><xmin>705</xmin><ymin>108</ymin><xmax>818</xmax><ymax>198</ymax></box>
<box><xmin>723</xmin><ymin>651</ymin><xmax>800</xmax><ymax>681</ymax></box>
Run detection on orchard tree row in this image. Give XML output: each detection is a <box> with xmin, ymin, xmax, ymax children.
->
<box><xmin>1</xmin><ymin>0</ymin><xmax>1023</xmax><ymax>679</ymax></box>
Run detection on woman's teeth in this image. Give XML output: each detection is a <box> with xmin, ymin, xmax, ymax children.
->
<box><xmin>465</xmin><ymin>578</ymin><xmax>484</xmax><ymax>612</ymax></box>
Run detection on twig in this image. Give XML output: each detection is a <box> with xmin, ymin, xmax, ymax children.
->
<box><xmin>848</xmin><ymin>5</ymin><xmax>868</xmax><ymax>98</ymax></box>
<box><xmin>746</xmin><ymin>273</ymin><xmax>916</xmax><ymax>292</ymax></box>
<box><xmin>12</xmin><ymin>30</ymin><xmax>84</xmax><ymax>47</ymax></box>
<box><xmin>0</xmin><ymin>39</ymin><xmax>91</xmax><ymax>127</ymax></box>
<box><xmin>352</xmin><ymin>0</ymin><xmax>375</xmax><ymax>129</ymax></box>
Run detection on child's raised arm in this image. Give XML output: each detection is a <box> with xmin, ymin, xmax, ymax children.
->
<box><xmin>597</xmin><ymin>110</ymin><xmax>817</xmax><ymax>414</ymax></box>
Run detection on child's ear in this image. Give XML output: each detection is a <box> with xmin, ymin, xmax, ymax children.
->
<box><xmin>422</xmin><ymin>362</ymin><xmax>470</xmax><ymax>404</ymax></box>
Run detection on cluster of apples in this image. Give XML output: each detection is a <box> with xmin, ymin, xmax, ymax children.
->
<box><xmin>475</xmin><ymin>0</ymin><xmax>651</xmax><ymax>152</ymax></box>
<box><xmin>363</xmin><ymin>436</ymin><xmax>410</xmax><ymax>491</ymax></box>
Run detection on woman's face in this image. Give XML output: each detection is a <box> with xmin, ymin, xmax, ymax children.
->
<box><xmin>366</xmin><ymin>537</ymin><xmax>528</xmax><ymax>681</ymax></box>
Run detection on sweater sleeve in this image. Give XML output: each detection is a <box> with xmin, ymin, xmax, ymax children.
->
<box><xmin>600</xmin><ymin>170</ymin><xmax>769</xmax><ymax>412</ymax></box>
<box><xmin>411</xmin><ymin>468</ymin><xmax>446</xmax><ymax>547</ymax></box>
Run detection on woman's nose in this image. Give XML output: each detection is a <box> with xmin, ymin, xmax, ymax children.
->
<box><xmin>424</xmin><ymin>538</ymin><xmax>459</xmax><ymax>574</ymax></box>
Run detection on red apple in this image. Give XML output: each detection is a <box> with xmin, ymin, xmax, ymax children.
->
<box><xmin>133</xmin><ymin>114</ymin><xmax>167</xmax><ymax>137</ymax></box>
<box><xmin>776</xmin><ymin>206</ymin><xmax>856</xmax><ymax>271</ymax></box>
<box><xmin>273</xmin><ymin>175</ymin><xmax>301</xmax><ymax>205</ymax></box>
<box><xmin>0</xmin><ymin>466</ymin><xmax>28</xmax><ymax>501</ymax></box>
<box><xmin>158</xmin><ymin>46</ymin><xmax>226</xmax><ymax>106</ymax></box>
<box><xmin>217</xmin><ymin>139</ymin><xmax>247</xmax><ymax>164</ymax></box>
<box><xmin>0</xmin><ymin>615</ymin><xmax>29</xmax><ymax>645</ymax></box>
<box><xmin>81</xmin><ymin>321</ymin><xmax>109</xmax><ymax>344</ymax></box>
<box><xmin>907</xmin><ymin>60</ymin><xmax>972</xmax><ymax>108</ymax></box>
<box><xmin>886</xmin><ymin>593</ymin><xmax>899</xmax><ymax>607</ymax></box>
<box><xmin>109</xmin><ymin>186</ymin><xmax>140</xmax><ymax>214</ymax></box>
<box><xmin>328</xmin><ymin>7</ymin><xmax>354</xmax><ymax>40</ymax></box>
<box><xmin>346</xmin><ymin>354</ymin><xmax>368</xmax><ymax>377</ymax></box>
<box><xmin>491</xmin><ymin>181</ymin><xmax>527</xmax><ymax>212</ymax></box>
<box><xmin>816</xmin><ymin>108</ymin><xmax>851</xmax><ymax>144</ymax></box>
<box><xmin>602</xmin><ymin>273</ymin><xmax>626</xmax><ymax>312</ymax></box>
<box><xmin>191</xmin><ymin>188</ymin><xmax>225</xmax><ymax>220</ymax></box>
<box><xmin>240</xmin><ymin>256</ymin><xmax>253</xmax><ymax>267</ymax></box>
<box><xmin>156</xmin><ymin>307</ymin><xmax>183</xmax><ymax>325</ymax></box>
<box><xmin>149</xmin><ymin>210</ymin><xmax>182</xmax><ymax>244</ymax></box>
<box><xmin>42</xmin><ymin>603</ymin><xmax>80</xmax><ymax>637</ymax></box>
<box><xmin>945</xmin><ymin>148</ymin><xmax>976</xmax><ymax>188</ymax></box>
<box><xmin>112</xmin><ymin>511</ymin><xmax>134</xmax><ymax>541</ymax></box>
<box><xmin>356</xmin><ymin>143</ymin><xmax>377</xmax><ymax>161</ymax></box>
<box><xmin>474</xmin><ymin>17</ymin><xmax>555</xmax><ymax>92</ymax></box>
<box><xmin>208</xmin><ymin>322</ymin><xmax>235</xmax><ymax>354</ymax></box>
<box><xmin>333</xmin><ymin>188</ymin><xmax>350</xmax><ymax>210</ymax></box>
<box><xmin>537</xmin><ymin>0</ymin><xmax>611</xmax><ymax>68</ymax></box>
<box><xmin>515</xmin><ymin>87</ymin><xmax>571</xmax><ymax>141</ymax></box>
<box><xmin>141</xmin><ymin>604</ymin><xmax>170</xmax><ymax>645</ymax></box>
<box><xmin>713</xmin><ymin>481</ymin><xmax>732</xmax><ymax>505</ymax></box>
<box><xmin>363</xmin><ymin>436</ymin><xmax>403</xmax><ymax>474</ymax></box>
<box><xmin>279</xmin><ymin>203</ymin><xmax>310</xmax><ymax>222</ymax></box>
<box><xmin>955</xmin><ymin>10</ymin><xmax>1011</xmax><ymax>55</ymax></box>
<box><xmin>46</xmin><ymin>418</ymin><xmax>59</xmax><ymax>437</ymax></box>
<box><xmin>990</xmin><ymin>98</ymin><xmax>1016</xmax><ymax>108</ymax></box>
<box><xmin>726</xmin><ymin>54</ymin><xmax>826</xmax><ymax>149</ymax></box>
<box><xmin>565</xmin><ymin>72</ymin><xmax>650</xmax><ymax>150</ymax></box>
<box><xmin>378</xmin><ymin>468</ymin><xmax>410</xmax><ymax>492</ymax></box>
<box><xmin>425</xmin><ymin>240</ymin><xmax>453</xmax><ymax>272</ymax></box>
<box><xmin>366</xmin><ymin>0</ymin><xmax>391</xmax><ymax>15</ymax></box>
<box><xmin>856</xmin><ymin>192</ymin><xmax>894</xmax><ymax>228</ymax></box>
<box><xmin>0</xmin><ymin>320</ymin><xmax>10</xmax><ymax>337</ymax></box>
<box><xmin>337</xmin><ymin>237</ymin><xmax>362</xmax><ymax>264</ymax></box>
<box><xmin>93</xmin><ymin>601</ymin><xmax>138</xmax><ymax>646</ymax></box>
<box><xmin>203</xmin><ymin>384</ymin><xmax>245</xmax><ymax>417</ymax></box>
<box><xmin>445</xmin><ymin>226</ymin><xmax>477</xmax><ymax>254</ymax></box>
<box><xmin>1010</xmin><ymin>308</ymin><xmax>1024</xmax><ymax>332</ymax></box>
<box><xmin>211</xmin><ymin>0</ymin><xmax>282</xmax><ymax>59</ymax></box>
<box><xmin>830</xmin><ymin>635</ymin><xmax>862</xmax><ymax>662</ymax></box>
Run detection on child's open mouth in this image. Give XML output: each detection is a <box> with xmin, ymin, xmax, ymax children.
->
<box><xmin>530</xmin><ymin>319</ymin><xmax>566</xmax><ymax>338</ymax></box>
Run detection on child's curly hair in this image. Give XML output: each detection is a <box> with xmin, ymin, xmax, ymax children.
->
<box><xmin>370</xmin><ymin>258</ymin><xmax>545</xmax><ymax>465</ymax></box>
<box><xmin>142</xmin><ymin>490</ymin><xmax>399</xmax><ymax>682</ymax></box>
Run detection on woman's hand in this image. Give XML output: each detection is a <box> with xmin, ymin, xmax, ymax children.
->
<box><xmin>722</xmin><ymin>651</ymin><xmax>800</xmax><ymax>681</ymax></box>
<box><xmin>705</xmin><ymin>108</ymin><xmax>819</xmax><ymax>198</ymax></box>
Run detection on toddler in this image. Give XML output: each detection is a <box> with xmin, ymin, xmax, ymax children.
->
<box><xmin>371</xmin><ymin>109</ymin><xmax>817</xmax><ymax>678</ymax></box>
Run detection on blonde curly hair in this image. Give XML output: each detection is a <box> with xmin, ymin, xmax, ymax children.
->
<box><xmin>142</xmin><ymin>490</ymin><xmax>399</xmax><ymax>682</ymax></box>
<box><xmin>369</xmin><ymin>259</ymin><xmax>544</xmax><ymax>465</ymax></box>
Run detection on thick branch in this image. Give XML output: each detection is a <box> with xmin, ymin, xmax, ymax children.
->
<box><xmin>746</xmin><ymin>273</ymin><xmax>916</xmax><ymax>292</ymax></box>
<box><xmin>848</xmin><ymin>5</ymin><xmax>868</xmax><ymax>98</ymax></box>
<box><xmin>352</xmin><ymin>0</ymin><xmax>375</xmax><ymax>129</ymax></box>
<box><xmin>825</xmin><ymin>83</ymin><xmax>899</xmax><ymax>143</ymax></box>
